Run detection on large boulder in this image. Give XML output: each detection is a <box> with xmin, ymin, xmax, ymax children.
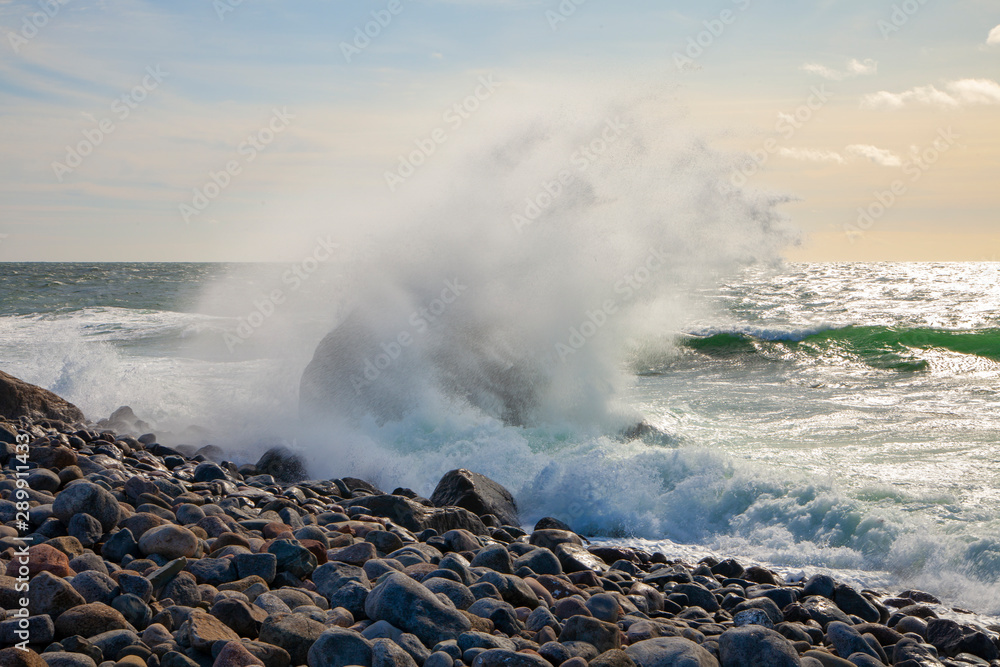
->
<box><xmin>430</xmin><ymin>469</ymin><xmax>519</xmax><ymax>527</ymax></box>
<box><xmin>255</xmin><ymin>447</ymin><xmax>308</xmax><ymax>483</ymax></box>
<box><xmin>298</xmin><ymin>301</ymin><xmax>539</xmax><ymax>428</ymax></box>
<box><xmin>364</xmin><ymin>573</ymin><xmax>471</xmax><ymax>646</ymax></box>
<box><xmin>626</xmin><ymin>638</ymin><xmax>718</xmax><ymax>667</ymax></box>
<box><xmin>341</xmin><ymin>494</ymin><xmax>489</xmax><ymax>536</ymax></box>
<box><xmin>0</xmin><ymin>370</ymin><xmax>84</xmax><ymax>422</ymax></box>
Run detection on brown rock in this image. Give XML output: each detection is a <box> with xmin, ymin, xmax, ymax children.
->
<box><xmin>213</xmin><ymin>642</ymin><xmax>265</xmax><ymax>667</ymax></box>
<box><xmin>185</xmin><ymin>610</ymin><xmax>240</xmax><ymax>653</ymax></box>
<box><xmin>5</xmin><ymin>543</ymin><xmax>73</xmax><ymax>578</ymax></box>
<box><xmin>55</xmin><ymin>602</ymin><xmax>131</xmax><ymax>639</ymax></box>
<box><xmin>262</xmin><ymin>523</ymin><xmax>294</xmax><ymax>540</ymax></box>
<box><xmin>42</xmin><ymin>536</ymin><xmax>85</xmax><ymax>559</ymax></box>
<box><xmin>329</xmin><ymin>542</ymin><xmax>377</xmax><ymax>566</ymax></box>
<box><xmin>0</xmin><ymin>370</ymin><xmax>85</xmax><ymax>422</ymax></box>
<box><xmin>120</xmin><ymin>513</ymin><xmax>170</xmax><ymax>539</ymax></box>
<box><xmin>29</xmin><ymin>445</ymin><xmax>78</xmax><ymax>470</ymax></box>
<box><xmin>0</xmin><ymin>647</ymin><xmax>48</xmax><ymax>667</ymax></box>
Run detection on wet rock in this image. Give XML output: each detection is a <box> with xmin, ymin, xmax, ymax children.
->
<box><xmin>832</xmin><ymin>585</ymin><xmax>880</xmax><ymax>624</ymax></box>
<box><xmin>826</xmin><ymin>622</ymin><xmax>880</xmax><ymax>662</ymax></box>
<box><xmin>555</xmin><ymin>543</ymin><xmax>608</xmax><ymax>574</ymax></box>
<box><xmin>255</xmin><ymin>447</ymin><xmax>307</xmax><ymax>484</ymax></box>
<box><xmin>470</xmin><ymin>650</ymin><xmax>549</xmax><ymax>667</ymax></box>
<box><xmin>430</xmin><ymin>470</ymin><xmax>518</xmax><ymax>528</ymax></box>
<box><xmin>267</xmin><ymin>540</ymin><xmax>317</xmax><ymax>579</ymax></box>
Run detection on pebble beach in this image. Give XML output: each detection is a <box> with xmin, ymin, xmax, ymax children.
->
<box><xmin>2</xmin><ymin>372</ymin><xmax>1000</xmax><ymax>667</ymax></box>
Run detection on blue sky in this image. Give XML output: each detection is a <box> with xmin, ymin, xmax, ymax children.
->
<box><xmin>0</xmin><ymin>0</ymin><xmax>998</xmax><ymax>261</ymax></box>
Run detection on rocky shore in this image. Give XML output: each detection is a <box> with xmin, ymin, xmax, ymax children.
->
<box><xmin>1</xmin><ymin>373</ymin><xmax>999</xmax><ymax>667</ymax></box>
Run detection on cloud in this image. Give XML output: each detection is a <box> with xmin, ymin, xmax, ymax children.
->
<box><xmin>777</xmin><ymin>147</ymin><xmax>846</xmax><ymax>164</ymax></box>
<box><xmin>862</xmin><ymin>78</ymin><xmax>1000</xmax><ymax>109</ymax></box>
<box><xmin>989</xmin><ymin>24</ymin><xmax>1000</xmax><ymax>45</ymax></box>
<box><xmin>775</xmin><ymin>145</ymin><xmax>901</xmax><ymax>168</ymax></box>
<box><xmin>845</xmin><ymin>144</ymin><xmax>902</xmax><ymax>167</ymax></box>
<box><xmin>801</xmin><ymin>58</ymin><xmax>877</xmax><ymax>81</ymax></box>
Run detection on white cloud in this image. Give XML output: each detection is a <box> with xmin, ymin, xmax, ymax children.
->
<box><xmin>861</xmin><ymin>79</ymin><xmax>1000</xmax><ymax>109</ymax></box>
<box><xmin>777</xmin><ymin>147</ymin><xmax>846</xmax><ymax>164</ymax></box>
<box><xmin>801</xmin><ymin>58</ymin><xmax>877</xmax><ymax>81</ymax></box>
<box><xmin>845</xmin><ymin>144</ymin><xmax>902</xmax><ymax>167</ymax></box>
<box><xmin>988</xmin><ymin>24</ymin><xmax>1000</xmax><ymax>45</ymax></box>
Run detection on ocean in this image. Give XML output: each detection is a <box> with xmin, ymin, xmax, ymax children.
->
<box><xmin>2</xmin><ymin>261</ymin><xmax>1000</xmax><ymax>613</ymax></box>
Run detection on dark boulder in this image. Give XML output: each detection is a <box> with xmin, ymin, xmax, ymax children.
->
<box><xmin>0</xmin><ymin>370</ymin><xmax>84</xmax><ymax>422</ymax></box>
<box><xmin>430</xmin><ymin>469</ymin><xmax>518</xmax><ymax>527</ymax></box>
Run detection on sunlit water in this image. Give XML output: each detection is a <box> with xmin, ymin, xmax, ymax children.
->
<box><xmin>3</xmin><ymin>262</ymin><xmax>1000</xmax><ymax>613</ymax></box>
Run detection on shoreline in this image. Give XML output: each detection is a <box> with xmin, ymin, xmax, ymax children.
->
<box><xmin>2</xmin><ymin>413</ymin><xmax>1000</xmax><ymax>667</ymax></box>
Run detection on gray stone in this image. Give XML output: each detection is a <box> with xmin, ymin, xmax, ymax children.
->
<box><xmin>364</xmin><ymin>573</ymin><xmax>471</xmax><ymax>646</ymax></box>
<box><xmin>327</xmin><ymin>580</ymin><xmax>369</xmax><ymax>619</ymax></box>
<box><xmin>525</xmin><ymin>606</ymin><xmax>560</xmax><ymax>633</ymax></box>
<box><xmin>267</xmin><ymin>540</ymin><xmax>317</xmax><ymax>579</ymax></box>
<box><xmin>308</xmin><ymin>628</ymin><xmax>374</xmax><ymax>667</ymax></box>
<box><xmin>512</xmin><ymin>548</ymin><xmax>562</xmax><ymax>576</ymax></box>
<box><xmin>259</xmin><ymin>613</ymin><xmax>327</xmax><ymax>666</ymax></box>
<box><xmin>475</xmin><ymin>571</ymin><xmax>538</xmax><ymax>609</ymax></box>
<box><xmin>188</xmin><ymin>558</ymin><xmax>237</xmax><ymax>586</ymax></box>
<box><xmin>591</xmin><ymin>649</ymin><xmax>638</xmax><ymax>667</ymax></box>
<box><xmin>892</xmin><ymin>638</ymin><xmax>943</xmax><ymax>666</ymax></box>
<box><xmin>39</xmin><ymin>653</ymin><xmax>97</xmax><ymax>667</ymax></box>
<box><xmin>209</xmin><ymin>598</ymin><xmax>269</xmax><ymax>638</ymax></box>
<box><xmin>253</xmin><ymin>593</ymin><xmax>292</xmax><ymax>615</ymax></box>
<box><xmin>730</xmin><ymin>597</ymin><xmax>783</xmax><ymax>625</ymax></box>
<box><xmin>235</xmin><ymin>553</ymin><xmax>277</xmax><ymax>584</ymax></box>
<box><xmin>673</xmin><ymin>584</ymin><xmax>721</xmax><ymax>613</ymax></box>
<box><xmin>469</xmin><ymin>546</ymin><xmax>513</xmax><ymax>574</ymax></box>
<box><xmin>313</xmin><ymin>561</ymin><xmax>370</xmax><ymax>599</ymax></box>
<box><xmin>101</xmin><ymin>529</ymin><xmax>140</xmax><ymax>563</ymax></box>
<box><xmin>718</xmin><ymin>626</ymin><xmax>800</xmax><ymax>667</ymax></box>
<box><xmin>586</xmin><ymin>593</ymin><xmax>622</xmax><ymax>623</ymax></box>
<box><xmin>0</xmin><ymin>614</ymin><xmax>54</xmax><ymax>645</ymax></box>
<box><xmin>87</xmin><ymin>629</ymin><xmax>141</xmax><ymax>660</ymax></box>
<box><xmin>70</xmin><ymin>570</ymin><xmax>120</xmax><ymax>605</ymax></box>
<box><xmin>826</xmin><ymin>622</ymin><xmax>880</xmax><ymax>662</ymax></box>
<box><xmin>68</xmin><ymin>553</ymin><xmax>108</xmax><ymax>576</ymax></box>
<box><xmin>832</xmin><ymin>585</ymin><xmax>880</xmax><ymax>624</ymax></box>
<box><xmin>732</xmin><ymin>609</ymin><xmax>774</xmax><ymax>629</ymax></box>
<box><xmin>66</xmin><ymin>513</ymin><xmax>104</xmax><ymax>548</ymax></box>
<box><xmin>372</xmin><ymin>638</ymin><xmax>417</xmax><ymax>667</ymax></box>
<box><xmin>558</xmin><ymin>615</ymin><xmax>621</xmax><ymax>653</ymax></box>
<box><xmin>626</xmin><ymin>638</ymin><xmax>718</xmax><ymax>667</ymax></box>
<box><xmin>112</xmin><ymin>594</ymin><xmax>152</xmax><ymax>630</ymax></box>
<box><xmin>555</xmin><ymin>543</ymin><xmax>608</xmax><ymax>574</ymax></box>
<box><xmin>430</xmin><ymin>469</ymin><xmax>518</xmax><ymax>528</ymax></box>
<box><xmin>28</xmin><ymin>571</ymin><xmax>86</xmax><ymax>618</ymax></box>
<box><xmin>423</xmin><ymin>578</ymin><xmax>475</xmax><ymax>611</ymax></box>
<box><xmin>470</xmin><ymin>650</ymin><xmax>549</xmax><ymax>667</ymax></box>
<box><xmin>52</xmin><ymin>482</ymin><xmax>119</xmax><ymax>532</ymax></box>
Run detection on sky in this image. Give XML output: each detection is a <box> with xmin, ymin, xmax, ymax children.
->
<box><xmin>0</xmin><ymin>0</ymin><xmax>997</xmax><ymax>262</ymax></box>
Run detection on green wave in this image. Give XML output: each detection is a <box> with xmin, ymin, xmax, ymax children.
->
<box><xmin>683</xmin><ymin>326</ymin><xmax>1000</xmax><ymax>372</ymax></box>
